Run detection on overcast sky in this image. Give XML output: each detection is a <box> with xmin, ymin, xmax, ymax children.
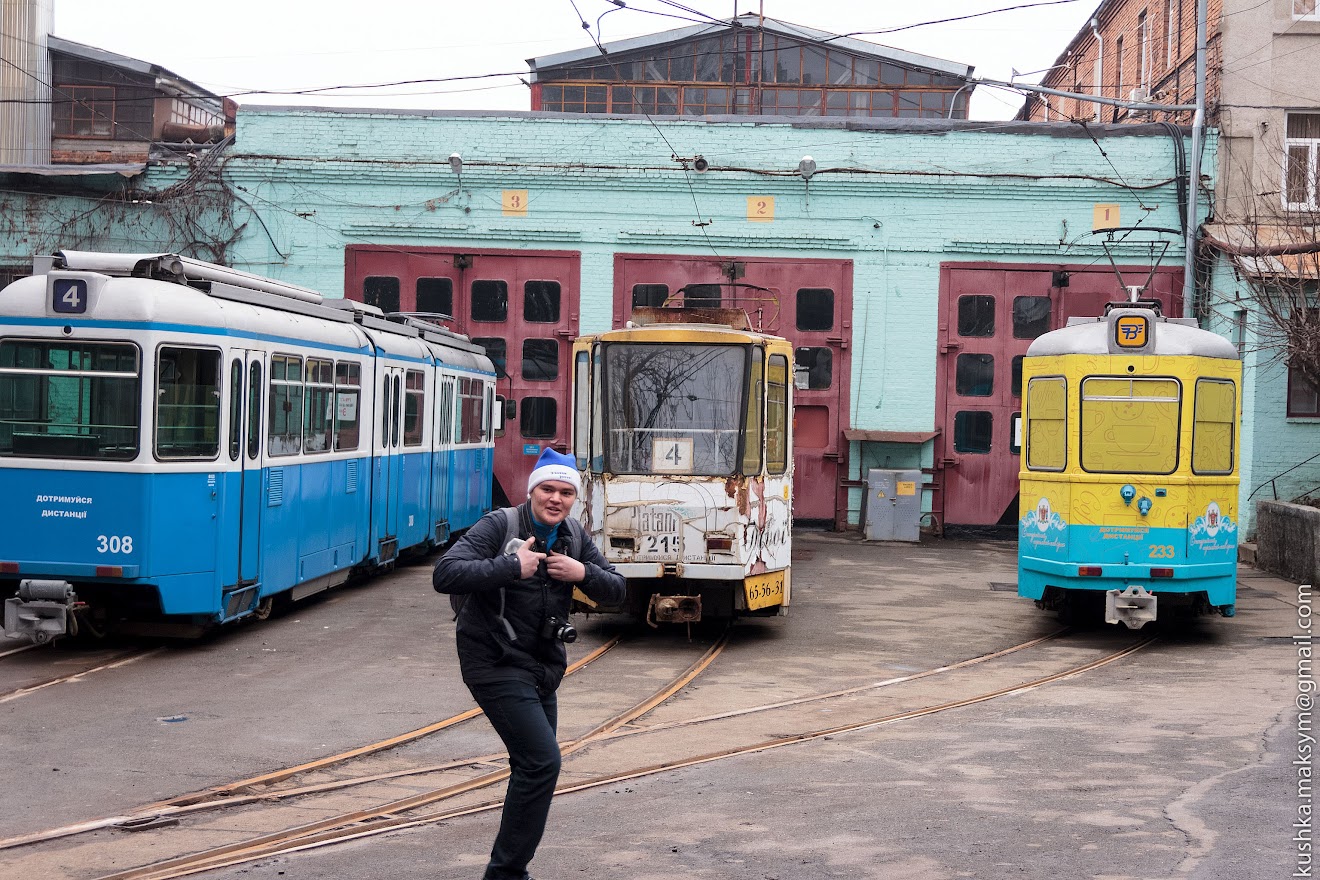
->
<box><xmin>50</xmin><ymin>0</ymin><xmax>1100</xmax><ymax>120</ymax></box>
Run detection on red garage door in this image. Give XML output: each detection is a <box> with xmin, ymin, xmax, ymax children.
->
<box><xmin>935</xmin><ymin>262</ymin><xmax>1184</xmax><ymax>528</ymax></box>
<box><xmin>345</xmin><ymin>247</ymin><xmax>581</xmax><ymax>505</ymax></box>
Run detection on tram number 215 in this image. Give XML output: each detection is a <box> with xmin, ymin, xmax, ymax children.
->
<box><xmin>641</xmin><ymin>534</ymin><xmax>679</xmax><ymax>555</ymax></box>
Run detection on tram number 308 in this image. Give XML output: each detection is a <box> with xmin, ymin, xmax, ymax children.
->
<box><xmin>96</xmin><ymin>535</ymin><xmax>134</xmax><ymax>554</ymax></box>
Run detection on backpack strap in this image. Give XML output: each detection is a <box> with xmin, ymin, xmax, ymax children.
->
<box><xmin>450</xmin><ymin>507</ymin><xmax>522</xmax><ymax>627</ymax></box>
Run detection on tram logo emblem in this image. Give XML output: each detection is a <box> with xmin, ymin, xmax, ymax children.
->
<box><xmin>1190</xmin><ymin>501</ymin><xmax>1235</xmax><ymax>539</ymax></box>
<box><xmin>1021</xmin><ymin>497</ymin><xmax>1067</xmax><ymax>534</ymax></box>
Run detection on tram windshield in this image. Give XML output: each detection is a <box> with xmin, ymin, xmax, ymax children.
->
<box><xmin>0</xmin><ymin>339</ymin><xmax>140</xmax><ymax>460</ymax></box>
<box><xmin>602</xmin><ymin>342</ymin><xmax>748</xmax><ymax>476</ymax></box>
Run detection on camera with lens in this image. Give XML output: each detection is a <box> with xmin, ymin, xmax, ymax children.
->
<box><xmin>540</xmin><ymin>616</ymin><xmax>577</xmax><ymax>644</ymax></box>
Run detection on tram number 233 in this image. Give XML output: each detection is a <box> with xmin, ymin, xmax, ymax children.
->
<box><xmin>1148</xmin><ymin>545</ymin><xmax>1175</xmax><ymax>559</ymax></box>
<box><xmin>96</xmin><ymin>535</ymin><xmax>135</xmax><ymax>554</ymax></box>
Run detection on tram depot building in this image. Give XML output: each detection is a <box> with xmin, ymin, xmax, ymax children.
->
<box><xmin>1</xmin><ymin>14</ymin><xmax>1315</xmax><ymax>538</ymax></box>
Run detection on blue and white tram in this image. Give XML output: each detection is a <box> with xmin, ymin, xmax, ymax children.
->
<box><xmin>0</xmin><ymin>251</ymin><xmax>496</xmax><ymax>642</ymax></box>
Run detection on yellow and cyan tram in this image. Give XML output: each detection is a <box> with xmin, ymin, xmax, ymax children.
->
<box><xmin>1018</xmin><ymin>302</ymin><xmax>1241</xmax><ymax>628</ymax></box>
<box><xmin>569</xmin><ymin>307</ymin><xmax>793</xmax><ymax>625</ymax></box>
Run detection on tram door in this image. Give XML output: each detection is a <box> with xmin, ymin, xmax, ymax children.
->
<box><xmin>345</xmin><ymin>247</ymin><xmax>581</xmax><ymax>506</ymax></box>
<box><xmin>238</xmin><ymin>352</ymin><xmax>264</xmax><ymax>585</ymax></box>
<box><xmin>376</xmin><ymin>366</ymin><xmax>404</xmax><ymax>561</ymax></box>
<box><xmin>935</xmin><ymin>263</ymin><xmax>1184</xmax><ymax>527</ymax></box>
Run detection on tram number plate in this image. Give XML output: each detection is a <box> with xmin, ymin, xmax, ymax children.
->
<box><xmin>636</xmin><ymin>507</ymin><xmax>680</xmax><ymax>560</ymax></box>
<box><xmin>652</xmin><ymin>438</ymin><xmax>693</xmax><ymax>474</ymax></box>
<box><xmin>744</xmin><ymin>571</ymin><xmax>785</xmax><ymax>610</ymax></box>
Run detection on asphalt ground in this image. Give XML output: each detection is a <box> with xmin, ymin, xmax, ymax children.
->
<box><xmin>0</xmin><ymin>531</ymin><xmax>1302</xmax><ymax>880</ymax></box>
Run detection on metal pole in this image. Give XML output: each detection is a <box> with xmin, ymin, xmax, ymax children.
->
<box><xmin>1183</xmin><ymin>0</ymin><xmax>1208</xmax><ymax>308</ymax></box>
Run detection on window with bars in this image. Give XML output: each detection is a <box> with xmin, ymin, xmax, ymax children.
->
<box><xmin>1285</xmin><ymin>113</ymin><xmax>1320</xmax><ymax>210</ymax></box>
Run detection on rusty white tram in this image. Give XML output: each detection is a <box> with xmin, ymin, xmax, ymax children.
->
<box><xmin>569</xmin><ymin>307</ymin><xmax>793</xmax><ymax>625</ymax></box>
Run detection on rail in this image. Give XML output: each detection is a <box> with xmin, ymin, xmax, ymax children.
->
<box><xmin>1247</xmin><ymin>449</ymin><xmax>1320</xmax><ymax>501</ymax></box>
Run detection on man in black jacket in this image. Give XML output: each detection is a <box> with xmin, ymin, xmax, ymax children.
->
<box><xmin>433</xmin><ymin>448</ymin><xmax>625</xmax><ymax>880</ymax></box>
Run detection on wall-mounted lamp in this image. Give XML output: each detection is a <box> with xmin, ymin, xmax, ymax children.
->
<box><xmin>449</xmin><ymin>152</ymin><xmax>463</xmax><ymax>187</ymax></box>
<box><xmin>798</xmin><ymin>155</ymin><xmax>816</xmax><ymax>179</ymax></box>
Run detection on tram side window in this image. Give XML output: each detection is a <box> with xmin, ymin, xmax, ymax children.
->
<box><xmin>334</xmin><ymin>362</ymin><xmax>360</xmax><ymax>451</ymax></box>
<box><xmin>458</xmin><ymin>377</ymin><xmax>485</xmax><ymax>443</ymax></box>
<box><xmin>1080</xmin><ymin>377</ymin><xmax>1179</xmax><ymax>474</ymax></box>
<box><xmin>363</xmin><ymin>276</ymin><xmax>400</xmax><ymax>313</ymax></box>
<box><xmin>247</xmin><ymin>362</ymin><xmax>261</xmax><ymax>460</ymax></box>
<box><xmin>228</xmin><ymin>359</ymin><xmax>242</xmax><ymax>461</ymax></box>
<box><xmin>767</xmin><ymin>354</ymin><xmax>788</xmax><ymax>474</ymax></box>
<box><xmin>268</xmin><ymin>355</ymin><xmax>303</xmax><ymax>457</ymax></box>
<box><xmin>437</xmin><ymin>378</ymin><xmax>455</xmax><ymax>444</ymax></box>
<box><xmin>303</xmin><ymin>358</ymin><xmax>334</xmax><ymax>454</ymax></box>
<box><xmin>403</xmin><ymin>370</ymin><xmax>425</xmax><ymax>446</ymax></box>
<box><xmin>574</xmin><ymin>351</ymin><xmax>590</xmax><ymax>469</ymax></box>
<box><xmin>0</xmin><ymin>340</ymin><xmax>140</xmax><ymax>460</ymax></box>
<box><xmin>1193</xmin><ymin>379</ymin><xmax>1235</xmax><ymax>475</ymax></box>
<box><xmin>742</xmin><ymin>351</ymin><xmax>764</xmax><ymax>474</ymax></box>
<box><xmin>156</xmin><ymin>347</ymin><xmax>221</xmax><ymax>459</ymax></box>
<box><xmin>1025</xmin><ymin>377</ymin><xmax>1066</xmax><ymax>470</ymax></box>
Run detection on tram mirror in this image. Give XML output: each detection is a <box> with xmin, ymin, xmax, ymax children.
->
<box><xmin>793</xmin><ymin>365</ymin><xmax>811</xmax><ymax>390</ymax></box>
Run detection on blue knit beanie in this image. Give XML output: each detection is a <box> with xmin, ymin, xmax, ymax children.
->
<box><xmin>526</xmin><ymin>448</ymin><xmax>582</xmax><ymax>497</ymax></box>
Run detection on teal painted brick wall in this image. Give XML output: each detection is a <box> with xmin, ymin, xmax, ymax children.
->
<box><xmin>0</xmin><ymin>109</ymin><xmax>1214</xmax><ymax>526</ymax></box>
<box><xmin>1207</xmin><ymin>256</ymin><xmax>1320</xmax><ymax>538</ymax></box>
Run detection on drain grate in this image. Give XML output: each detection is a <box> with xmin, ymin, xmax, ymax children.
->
<box><xmin>989</xmin><ymin>582</ymin><xmax>1018</xmax><ymax>592</ymax></box>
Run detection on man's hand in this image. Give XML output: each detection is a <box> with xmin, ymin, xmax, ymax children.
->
<box><xmin>544</xmin><ymin>549</ymin><xmax>586</xmax><ymax>584</ymax></box>
<box><xmin>516</xmin><ymin>536</ymin><xmax>547</xmax><ymax>578</ymax></box>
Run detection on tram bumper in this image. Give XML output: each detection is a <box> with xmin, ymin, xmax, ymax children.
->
<box><xmin>1105</xmin><ymin>585</ymin><xmax>1157</xmax><ymax>629</ymax></box>
<box><xmin>4</xmin><ymin>580</ymin><xmax>77</xmax><ymax>644</ymax></box>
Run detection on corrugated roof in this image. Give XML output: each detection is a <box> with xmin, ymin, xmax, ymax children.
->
<box><xmin>47</xmin><ymin>36</ymin><xmax>222</xmax><ymax>107</ymax></box>
<box><xmin>527</xmin><ymin>13</ymin><xmax>973</xmax><ymax>80</ymax></box>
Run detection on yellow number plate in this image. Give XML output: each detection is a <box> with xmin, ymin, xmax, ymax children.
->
<box><xmin>744</xmin><ymin>570</ymin><xmax>785</xmax><ymax>610</ymax></box>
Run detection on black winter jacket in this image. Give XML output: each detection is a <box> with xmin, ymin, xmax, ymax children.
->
<box><xmin>432</xmin><ymin>503</ymin><xmax>625</xmax><ymax>691</ymax></box>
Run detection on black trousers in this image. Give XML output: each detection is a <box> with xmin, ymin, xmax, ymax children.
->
<box><xmin>468</xmin><ymin>678</ymin><xmax>561</xmax><ymax>880</ymax></box>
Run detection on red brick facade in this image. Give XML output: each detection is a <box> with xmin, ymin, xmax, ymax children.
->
<box><xmin>1018</xmin><ymin>0</ymin><xmax>1222</xmax><ymax>124</ymax></box>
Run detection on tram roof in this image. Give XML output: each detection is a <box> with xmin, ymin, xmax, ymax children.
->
<box><xmin>593</xmin><ymin>323</ymin><xmax>787</xmax><ymax>345</ymax></box>
<box><xmin>1027</xmin><ymin>314</ymin><xmax>1240</xmax><ymax>360</ymax></box>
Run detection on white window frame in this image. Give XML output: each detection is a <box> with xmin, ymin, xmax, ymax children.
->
<box><xmin>1165</xmin><ymin>0</ymin><xmax>1177</xmax><ymax>68</ymax></box>
<box><xmin>1285</xmin><ymin>112</ymin><xmax>1320</xmax><ymax>211</ymax></box>
<box><xmin>1295</xmin><ymin>0</ymin><xmax>1320</xmax><ymax>21</ymax></box>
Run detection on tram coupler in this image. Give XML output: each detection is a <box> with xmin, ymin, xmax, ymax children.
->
<box><xmin>647</xmin><ymin>594</ymin><xmax>702</xmax><ymax>628</ymax></box>
<box><xmin>1105</xmin><ymin>585</ymin><xmax>1157</xmax><ymax>629</ymax></box>
<box><xmin>3</xmin><ymin>579</ymin><xmax>77</xmax><ymax>643</ymax></box>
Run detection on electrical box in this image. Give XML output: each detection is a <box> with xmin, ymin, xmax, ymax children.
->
<box><xmin>863</xmin><ymin>469</ymin><xmax>922</xmax><ymax>542</ymax></box>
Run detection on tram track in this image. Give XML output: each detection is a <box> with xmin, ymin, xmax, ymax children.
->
<box><xmin>0</xmin><ymin>627</ymin><xmax>1154</xmax><ymax>880</ymax></box>
<box><xmin>80</xmin><ymin>631</ymin><xmax>1155</xmax><ymax>880</ymax></box>
<box><xmin>0</xmin><ymin>647</ymin><xmax>164</xmax><ymax>704</ymax></box>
